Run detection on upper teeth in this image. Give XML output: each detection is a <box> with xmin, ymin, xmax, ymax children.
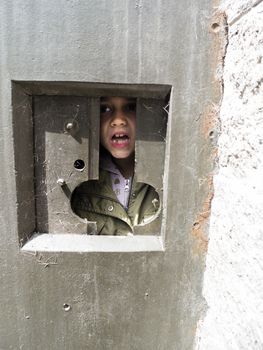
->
<box><xmin>115</xmin><ymin>134</ymin><xmax>124</xmax><ymax>137</ymax></box>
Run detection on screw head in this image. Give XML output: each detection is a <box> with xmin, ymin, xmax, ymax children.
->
<box><xmin>64</xmin><ymin>120</ymin><xmax>79</xmax><ymax>134</ymax></box>
<box><xmin>63</xmin><ymin>303</ymin><xmax>71</xmax><ymax>312</ymax></box>
<box><xmin>57</xmin><ymin>178</ymin><xmax>66</xmax><ymax>186</ymax></box>
<box><xmin>65</xmin><ymin>122</ymin><xmax>74</xmax><ymax>130</ymax></box>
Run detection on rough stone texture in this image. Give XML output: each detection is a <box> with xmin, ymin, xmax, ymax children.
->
<box><xmin>220</xmin><ymin>0</ymin><xmax>262</xmax><ymax>24</ymax></box>
<box><xmin>196</xmin><ymin>1</ymin><xmax>263</xmax><ymax>349</ymax></box>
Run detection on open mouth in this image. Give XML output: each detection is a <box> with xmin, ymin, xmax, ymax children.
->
<box><xmin>111</xmin><ymin>133</ymin><xmax>130</xmax><ymax>144</ymax></box>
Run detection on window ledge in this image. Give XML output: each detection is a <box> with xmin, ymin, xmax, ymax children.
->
<box><xmin>21</xmin><ymin>233</ymin><xmax>165</xmax><ymax>253</ymax></box>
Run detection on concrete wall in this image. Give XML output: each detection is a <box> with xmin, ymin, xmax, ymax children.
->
<box><xmin>196</xmin><ymin>1</ymin><xmax>263</xmax><ymax>349</ymax></box>
<box><xmin>1</xmin><ymin>0</ymin><xmax>261</xmax><ymax>348</ymax></box>
<box><xmin>0</xmin><ymin>1</ymin><xmax>218</xmax><ymax>349</ymax></box>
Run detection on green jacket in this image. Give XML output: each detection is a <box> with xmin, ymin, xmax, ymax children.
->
<box><xmin>71</xmin><ymin>169</ymin><xmax>160</xmax><ymax>235</ymax></box>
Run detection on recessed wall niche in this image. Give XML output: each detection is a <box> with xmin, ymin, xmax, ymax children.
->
<box><xmin>12</xmin><ymin>81</ymin><xmax>171</xmax><ymax>249</ymax></box>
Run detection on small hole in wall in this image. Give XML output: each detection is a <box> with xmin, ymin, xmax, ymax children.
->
<box><xmin>211</xmin><ymin>22</ymin><xmax>220</xmax><ymax>32</ymax></box>
<box><xmin>209</xmin><ymin>130</ymin><xmax>214</xmax><ymax>139</ymax></box>
<box><xmin>74</xmin><ymin>159</ymin><xmax>85</xmax><ymax>171</ymax></box>
<box><xmin>63</xmin><ymin>303</ymin><xmax>71</xmax><ymax>312</ymax></box>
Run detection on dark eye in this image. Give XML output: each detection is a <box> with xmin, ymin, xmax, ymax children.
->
<box><xmin>124</xmin><ymin>103</ymin><xmax>136</xmax><ymax>113</ymax></box>
<box><xmin>100</xmin><ymin>105</ymin><xmax>112</xmax><ymax>115</ymax></box>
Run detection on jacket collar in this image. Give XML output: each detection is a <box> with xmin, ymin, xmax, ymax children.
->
<box><xmin>100</xmin><ymin>153</ymin><xmax>123</xmax><ymax>177</ymax></box>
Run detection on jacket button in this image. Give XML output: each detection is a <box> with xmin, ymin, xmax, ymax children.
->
<box><xmin>108</xmin><ymin>205</ymin><xmax>114</xmax><ymax>212</ymax></box>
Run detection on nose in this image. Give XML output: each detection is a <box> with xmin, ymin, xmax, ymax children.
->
<box><xmin>110</xmin><ymin>110</ymin><xmax>127</xmax><ymax>127</ymax></box>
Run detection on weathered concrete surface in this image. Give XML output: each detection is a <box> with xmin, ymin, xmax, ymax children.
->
<box><xmin>222</xmin><ymin>0</ymin><xmax>262</xmax><ymax>24</ymax></box>
<box><xmin>0</xmin><ymin>1</ymin><xmax>220</xmax><ymax>349</ymax></box>
<box><xmin>196</xmin><ymin>1</ymin><xmax>263</xmax><ymax>349</ymax></box>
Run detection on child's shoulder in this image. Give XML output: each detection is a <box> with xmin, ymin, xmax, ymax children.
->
<box><xmin>75</xmin><ymin>169</ymin><xmax>111</xmax><ymax>195</ymax></box>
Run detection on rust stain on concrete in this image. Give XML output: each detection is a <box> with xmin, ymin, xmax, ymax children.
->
<box><xmin>201</xmin><ymin>11</ymin><xmax>228</xmax><ymax>139</ymax></box>
<box><xmin>200</xmin><ymin>103</ymin><xmax>220</xmax><ymax>139</ymax></box>
<box><xmin>210</xmin><ymin>10</ymin><xmax>228</xmax><ymax>86</ymax></box>
<box><xmin>192</xmin><ymin>176</ymin><xmax>214</xmax><ymax>255</ymax></box>
<box><xmin>192</xmin><ymin>10</ymin><xmax>228</xmax><ymax>256</ymax></box>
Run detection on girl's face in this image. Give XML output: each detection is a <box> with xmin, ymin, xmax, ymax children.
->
<box><xmin>100</xmin><ymin>97</ymin><xmax>136</xmax><ymax>159</ymax></box>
